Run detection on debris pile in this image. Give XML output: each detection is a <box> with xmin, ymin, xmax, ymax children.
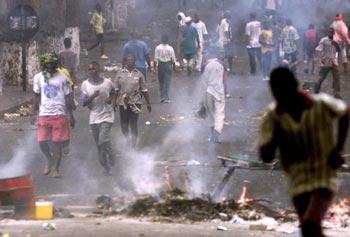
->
<box><xmin>120</xmin><ymin>189</ymin><xmax>296</xmax><ymax>224</ymax></box>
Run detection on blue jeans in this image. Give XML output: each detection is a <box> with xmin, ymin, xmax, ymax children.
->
<box><xmin>247</xmin><ymin>47</ymin><xmax>262</xmax><ymax>74</ymax></box>
<box><xmin>158</xmin><ymin>62</ymin><xmax>172</xmax><ymax>100</ymax></box>
<box><xmin>262</xmin><ymin>51</ymin><xmax>272</xmax><ymax>77</ymax></box>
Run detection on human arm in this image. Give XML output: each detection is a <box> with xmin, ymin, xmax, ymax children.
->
<box><xmin>142</xmin><ymin>91</ymin><xmax>152</xmax><ymax>112</ymax></box>
<box><xmin>31</xmin><ymin>93</ymin><xmax>40</xmax><ymax>124</ymax></box>
<box><xmin>258</xmin><ymin>111</ymin><xmax>279</xmax><ymax>163</ymax></box>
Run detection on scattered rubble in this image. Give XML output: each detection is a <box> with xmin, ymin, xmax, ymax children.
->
<box><xmin>119</xmin><ymin>189</ymin><xmax>296</xmax><ymax>224</ymax></box>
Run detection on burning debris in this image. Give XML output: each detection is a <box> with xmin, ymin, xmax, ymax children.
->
<box><xmin>119</xmin><ymin>189</ymin><xmax>296</xmax><ymax>224</ymax></box>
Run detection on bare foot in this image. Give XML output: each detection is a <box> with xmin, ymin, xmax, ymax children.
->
<box><xmin>44</xmin><ymin>166</ymin><xmax>50</xmax><ymax>176</ymax></box>
<box><xmin>52</xmin><ymin>171</ymin><xmax>60</xmax><ymax>178</ymax></box>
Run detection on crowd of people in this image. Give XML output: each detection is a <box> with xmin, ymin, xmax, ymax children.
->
<box><xmin>29</xmin><ymin>2</ymin><xmax>350</xmax><ymax>236</ymax></box>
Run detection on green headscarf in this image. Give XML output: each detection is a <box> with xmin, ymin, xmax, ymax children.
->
<box><xmin>39</xmin><ymin>52</ymin><xmax>61</xmax><ymax>82</ymax></box>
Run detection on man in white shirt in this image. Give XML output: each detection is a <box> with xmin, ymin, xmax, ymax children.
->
<box><xmin>217</xmin><ymin>11</ymin><xmax>234</xmax><ymax>72</ymax></box>
<box><xmin>192</xmin><ymin>13</ymin><xmax>208</xmax><ymax>72</ymax></box>
<box><xmin>201</xmin><ymin>49</ymin><xmax>228</xmax><ymax>143</ymax></box>
<box><xmin>245</xmin><ymin>13</ymin><xmax>262</xmax><ymax>75</ymax></box>
<box><xmin>154</xmin><ymin>34</ymin><xmax>176</xmax><ymax>103</ymax></box>
<box><xmin>81</xmin><ymin>61</ymin><xmax>116</xmax><ymax>175</ymax></box>
<box><xmin>32</xmin><ymin>52</ymin><xmax>75</xmax><ymax>178</ymax></box>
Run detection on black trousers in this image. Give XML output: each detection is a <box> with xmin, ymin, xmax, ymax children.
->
<box><xmin>119</xmin><ymin>105</ymin><xmax>140</xmax><ymax>140</ymax></box>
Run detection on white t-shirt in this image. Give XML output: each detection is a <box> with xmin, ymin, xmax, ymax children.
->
<box><xmin>192</xmin><ymin>20</ymin><xmax>208</xmax><ymax>46</ymax></box>
<box><xmin>33</xmin><ymin>72</ymin><xmax>71</xmax><ymax>116</ymax></box>
<box><xmin>217</xmin><ymin>18</ymin><xmax>230</xmax><ymax>49</ymax></box>
<box><xmin>245</xmin><ymin>20</ymin><xmax>262</xmax><ymax>48</ymax></box>
<box><xmin>203</xmin><ymin>59</ymin><xmax>225</xmax><ymax>102</ymax></box>
<box><xmin>154</xmin><ymin>44</ymin><xmax>176</xmax><ymax>63</ymax></box>
<box><xmin>81</xmin><ymin>78</ymin><xmax>115</xmax><ymax>125</ymax></box>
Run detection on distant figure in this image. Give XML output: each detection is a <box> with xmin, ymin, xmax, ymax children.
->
<box><xmin>176</xmin><ymin>12</ymin><xmax>187</xmax><ymax>68</ymax></box>
<box><xmin>245</xmin><ymin>13</ymin><xmax>262</xmax><ymax>75</ymax></box>
<box><xmin>192</xmin><ymin>13</ymin><xmax>208</xmax><ymax>72</ymax></box>
<box><xmin>154</xmin><ymin>34</ymin><xmax>176</xmax><ymax>103</ymax></box>
<box><xmin>32</xmin><ymin>52</ymin><xmax>75</xmax><ymax>178</ymax></box>
<box><xmin>201</xmin><ymin>48</ymin><xmax>228</xmax><ymax>143</ymax></box>
<box><xmin>86</xmin><ymin>3</ymin><xmax>108</xmax><ymax>59</ymax></box>
<box><xmin>59</xmin><ymin>38</ymin><xmax>78</xmax><ymax>85</ymax></box>
<box><xmin>81</xmin><ymin>61</ymin><xmax>116</xmax><ymax>175</ymax></box>
<box><xmin>114</xmin><ymin>54</ymin><xmax>152</xmax><ymax>148</ymax></box>
<box><xmin>330</xmin><ymin>13</ymin><xmax>350</xmax><ymax>72</ymax></box>
<box><xmin>180</xmin><ymin>16</ymin><xmax>200</xmax><ymax>75</ymax></box>
<box><xmin>259</xmin><ymin>67</ymin><xmax>349</xmax><ymax>237</ymax></box>
<box><xmin>280</xmin><ymin>19</ymin><xmax>300</xmax><ymax>72</ymax></box>
<box><xmin>303</xmin><ymin>24</ymin><xmax>317</xmax><ymax>75</ymax></box>
<box><xmin>217</xmin><ymin>11</ymin><xmax>234</xmax><ymax>73</ymax></box>
<box><xmin>122</xmin><ymin>32</ymin><xmax>152</xmax><ymax>78</ymax></box>
<box><xmin>259</xmin><ymin>22</ymin><xmax>274</xmax><ymax>80</ymax></box>
<box><xmin>314</xmin><ymin>28</ymin><xmax>341</xmax><ymax>98</ymax></box>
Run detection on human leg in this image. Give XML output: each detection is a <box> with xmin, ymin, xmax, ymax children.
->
<box><xmin>331</xmin><ymin>65</ymin><xmax>341</xmax><ymax>97</ymax></box>
<box><xmin>247</xmin><ymin>48</ymin><xmax>256</xmax><ymax>74</ymax></box>
<box><xmin>119</xmin><ymin>106</ymin><xmax>130</xmax><ymax>137</ymax></box>
<box><xmin>98</xmin><ymin>122</ymin><xmax>114</xmax><ymax>173</ymax></box>
<box><xmin>128</xmin><ymin>106</ymin><xmax>140</xmax><ymax>148</ymax></box>
<box><xmin>158</xmin><ymin>62</ymin><xmax>166</xmax><ymax>101</ymax></box>
<box><xmin>314</xmin><ymin>67</ymin><xmax>330</xmax><ymax>93</ymax></box>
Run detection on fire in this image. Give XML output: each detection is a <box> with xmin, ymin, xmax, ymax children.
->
<box><xmin>325</xmin><ymin>198</ymin><xmax>350</xmax><ymax>228</ymax></box>
<box><xmin>238</xmin><ymin>185</ymin><xmax>253</xmax><ymax>204</ymax></box>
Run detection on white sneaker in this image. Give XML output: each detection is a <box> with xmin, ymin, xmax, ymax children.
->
<box><xmin>100</xmin><ymin>54</ymin><xmax>109</xmax><ymax>59</ymax></box>
<box><xmin>262</xmin><ymin>76</ymin><xmax>269</xmax><ymax>81</ymax></box>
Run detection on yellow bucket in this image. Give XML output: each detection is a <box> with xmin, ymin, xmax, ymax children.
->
<box><xmin>35</xmin><ymin>201</ymin><xmax>53</xmax><ymax>220</ymax></box>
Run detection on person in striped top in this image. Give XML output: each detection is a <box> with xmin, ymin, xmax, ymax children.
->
<box><xmin>259</xmin><ymin>67</ymin><xmax>349</xmax><ymax>237</ymax></box>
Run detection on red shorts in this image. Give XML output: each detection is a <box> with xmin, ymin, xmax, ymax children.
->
<box><xmin>37</xmin><ymin>115</ymin><xmax>70</xmax><ymax>142</ymax></box>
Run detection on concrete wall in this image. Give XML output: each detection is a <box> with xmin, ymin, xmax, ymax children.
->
<box><xmin>0</xmin><ymin>0</ymin><xmax>80</xmax><ymax>91</ymax></box>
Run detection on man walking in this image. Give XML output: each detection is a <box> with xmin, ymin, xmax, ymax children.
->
<box><xmin>59</xmin><ymin>38</ymin><xmax>78</xmax><ymax>84</ymax></box>
<box><xmin>154</xmin><ymin>34</ymin><xmax>176</xmax><ymax>103</ymax></box>
<box><xmin>81</xmin><ymin>61</ymin><xmax>116</xmax><ymax>175</ymax></box>
<box><xmin>202</xmin><ymin>49</ymin><xmax>227</xmax><ymax>143</ymax></box>
<box><xmin>259</xmin><ymin>67</ymin><xmax>349</xmax><ymax>237</ymax></box>
<box><xmin>314</xmin><ymin>28</ymin><xmax>341</xmax><ymax>98</ymax></box>
<box><xmin>217</xmin><ymin>12</ymin><xmax>234</xmax><ymax>72</ymax></box>
<box><xmin>86</xmin><ymin>3</ymin><xmax>108</xmax><ymax>59</ymax></box>
<box><xmin>192</xmin><ymin>13</ymin><xmax>208</xmax><ymax>72</ymax></box>
<box><xmin>122</xmin><ymin>32</ymin><xmax>152</xmax><ymax>78</ymax></box>
<box><xmin>245</xmin><ymin>13</ymin><xmax>262</xmax><ymax>75</ymax></box>
<box><xmin>280</xmin><ymin>19</ymin><xmax>300</xmax><ymax>72</ymax></box>
<box><xmin>181</xmin><ymin>17</ymin><xmax>200</xmax><ymax>75</ymax></box>
<box><xmin>115</xmin><ymin>54</ymin><xmax>152</xmax><ymax>148</ymax></box>
<box><xmin>330</xmin><ymin>13</ymin><xmax>350</xmax><ymax>72</ymax></box>
<box><xmin>32</xmin><ymin>52</ymin><xmax>75</xmax><ymax>178</ymax></box>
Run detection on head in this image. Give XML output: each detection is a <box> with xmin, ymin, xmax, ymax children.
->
<box><xmin>223</xmin><ymin>11</ymin><xmax>231</xmax><ymax>20</ymax></box>
<box><xmin>335</xmin><ymin>13</ymin><xmax>343</xmax><ymax>21</ymax></box>
<box><xmin>208</xmin><ymin>47</ymin><xmax>223</xmax><ymax>61</ymax></box>
<box><xmin>95</xmin><ymin>3</ymin><xmax>102</xmax><ymax>12</ymax></box>
<box><xmin>177</xmin><ymin>12</ymin><xmax>185</xmax><ymax>21</ymax></box>
<box><xmin>88</xmin><ymin>61</ymin><xmax>100</xmax><ymax>78</ymax></box>
<box><xmin>269</xmin><ymin>67</ymin><xmax>299</xmax><ymax>105</ymax></box>
<box><xmin>250</xmin><ymin>13</ymin><xmax>257</xmax><ymax>21</ymax></box>
<box><xmin>130</xmin><ymin>31</ymin><xmax>138</xmax><ymax>40</ymax></box>
<box><xmin>126</xmin><ymin>54</ymin><xmax>135</xmax><ymax>68</ymax></box>
<box><xmin>308</xmin><ymin>24</ymin><xmax>315</xmax><ymax>30</ymax></box>
<box><xmin>327</xmin><ymin>27</ymin><xmax>335</xmax><ymax>39</ymax></box>
<box><xmin>194</xmin><ymin>13</ymin><xmax>199</xmax><ymax>23</ymax></box>
<box><xmin>161</xmin><ymin>34</ymin><xmax>169</xmax><ymax>44</ymax></box>
<box><xmin>185</xmin><ymin>16</ymin><xmax>192</xmax><ymax>25</ymax></box>
<box><xmin>262</xmin><ymin>21</ymin><xmax>271</xmax><ymax>30</ymax></box>
<box><xmin>286</xmin><ymin>19</ymin><xmax>292</xmax><ymax>26</ymax></box>
<box><xmin>63</xmin><ymin>37</ymin><xmax>72</xmax><ymax>49</ymax></box>
<box><xmin>39</xmin><ymin>52</ymin><xmax>60</xmax><ymax>74</ymax></box>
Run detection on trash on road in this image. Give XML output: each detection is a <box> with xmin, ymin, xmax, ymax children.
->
<box><xmin>42</xmin><ymin>222</ymin><xmax>56</xmax><ymax>231</ymax></box>
<box><xmin>217</xmin><ymin>225</ymin><xmax>227</xmax><ymax>231</ymax></box>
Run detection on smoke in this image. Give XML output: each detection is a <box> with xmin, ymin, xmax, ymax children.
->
<box><xmin>0</xmin><ymin>129</ymin><xmax>36</xmax><ymax>179</ymax></box>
